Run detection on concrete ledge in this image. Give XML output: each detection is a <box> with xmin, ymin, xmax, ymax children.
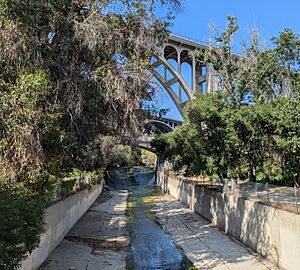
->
<box><xmin>21</xmin><ymin>181</ymin><xmax>104</xmax><ymax>270</ymax></box>
<box><xmin>157</xmin><ymin>169</ymin><xmax>300</xmax><ymax>270</ymax></box>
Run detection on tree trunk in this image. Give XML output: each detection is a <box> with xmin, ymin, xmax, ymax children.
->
<box><xmin>218</xmin><ymin>173</ymin><xmax>225</xmax><ymax>184</ymax></box>
<box><xmin>248</xmin><ymin>165</ymin><xmax>256</xmax><ymax>182</ymax></box>
<box><xmin>294</xmin><ymin>168</ymin><xmax>300</xmax><ymax>187</ymax></box>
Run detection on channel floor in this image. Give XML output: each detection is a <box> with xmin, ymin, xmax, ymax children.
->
<box><xmin>40</xmin><ymin>185</ymin><xmax>279</xmax><ymax>270</ymax></box>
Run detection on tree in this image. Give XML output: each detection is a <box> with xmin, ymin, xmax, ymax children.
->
<box><xmin>272</xmin><ymin>97</ymin><xmax>300</xmax><ymax>186</ymax></box>
<box><xmin>154</xmin><ymin>18</ymin><xmax>300</xmax><ymax>186</ymax></box>
<box><xmin>184</xmin><ymin>94</ymin><xmax>228</xmax><ymax>180</ymax></box>
<box><xmin>153</xmin><ymin>94</ymin><xmax>228</xmax><ymax>180</ymax></box>
<box><xmin>224</xmin><ymin>103</ymin><xmax>275</xmax><ymax>182</ymax></box>
<box><xmin>0</xmin><ymin>0</ymin><xmax>180</xmax><ymax>189</ymax></box>
<box><xmin>0</xmin><ymin>1</ymin><xmax>182</xmax><ymax>268</ymax></box>
<box><xmin>199</xmin><ymin>16</ymin><xmax>241</xmax><ymax>106</ymax></box>
<box><xmin>0</xmin><ymin>185</ymin><xmax>45</xmax><ymax>270</ymax></box>
<box><xmin>197</xmin><ymin>17</ymin><xmax>300</xmax><ymax>105</ymax></box>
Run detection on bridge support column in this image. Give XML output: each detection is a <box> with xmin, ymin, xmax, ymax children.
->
<box><xmin>196</xmin><ymin>65</ymin><xmax>203</xmax><ymax>94</ymax></box>
<box><xmin>192</xmin><ymin>56</ymin><xmax>197</xmax><ymax>95</ymax></box>
<box><xmin>177</xmin><ymin>51</ymin><xmax>182</xmax><ymax>102</ymax></box>
<box><xmin>206</xmin><ymin>63</ymin><xmax>218</xmax><ymax>94</ymax></box>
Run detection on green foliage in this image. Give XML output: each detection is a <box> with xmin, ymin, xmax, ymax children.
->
<box><xmin>272</xmin><ymin>97</ymin><xmax>300</xmax><ymax>185</ymax></box>
<box><xmin>197</xmin><ymin>17</ymin><xmax>300</xmax><ymax>105</ymax></box>
<box><xmin>153</xmin><ymin>94</ymin><xmax>226</xmax><ymax>178</ymax></box>
<box><xmin>99</xmin><ymin>136</ymin><xmax>142</xmax><ymax>168</ymax></box>
<box><xmin>60</xmin><ymin>178</ymin><xmax>77</xmax><ymax>190</ymax></box>
<box><xmin>157</xmin><ymin>17</ymin><xmax>300</xmax><ymax>186</ymax></box>
<box><xmin>0</xmin><ymin>0</ymin><xmax>179</xmax><ymax>190</ymax></box>
<box><xmin>271</xmin><ymin>29</ymin><xmax>300</xmax><ymax>71</ymax></box>
<box><xmin>0</xmin><ymin>1</ymin><xmax>180</xmax><ymax>268</ymax></box>
<box><xmin>0</xmin><ymin>184</ymin><xmax>45</xmax><ymax>270</ymax></box>
<box><xmin>141</xmin><ymin>149</ymin><xmax>157</xmax><ymax>167</ymax></box>
<box><xmin>50</xmin><ymin>168</ymin><xmax>105</xmax><ymax>201</ymax></box>
<box><xmin>224</xmin><ymin>102</ymin><xmax>275</xmax><ymax>181</ymax></box>
<box><xmin>66</xmin><ymin>168</ymin><xmax>105</xmax><ymax>181</ymax></box>
<box><xmin>153</xmin><ymin>94</ymin><xmax>300</xmax><ymax>186</ymax></box>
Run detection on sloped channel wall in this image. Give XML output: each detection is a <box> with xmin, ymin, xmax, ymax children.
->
<box><xmin>157</xmin><ymin>169</ymin><xmax>300</xmax><ymax>270</ymax></box>
<box><xmin>21</xmin><ymin>181</ymin><xmax>104</xmax><ymax>270</ymax></box>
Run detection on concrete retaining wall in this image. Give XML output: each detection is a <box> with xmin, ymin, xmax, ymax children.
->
<box><xmin>157</xmin><ymin>170</ymin><xmax>195</xmax><ymax>208</ymax></box>
<box><xmin>157</xmin><ymin>169</ymin><xmax>300</xmax><ymax>270</ymax></box>
<box><xmin>157</xmin><ymin>170</ymin><xmax>196</xmax><ymax>210</ymax></box>
<box><xmin>21</xmin><ymin>181</ymin><xmax>103</xmax><ymax>270</ymax></box>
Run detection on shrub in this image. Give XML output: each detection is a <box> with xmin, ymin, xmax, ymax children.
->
<box><xmin>0</xmin><ymin>184</ymin><xmax>45</xmax><ymax>270</ymax></box>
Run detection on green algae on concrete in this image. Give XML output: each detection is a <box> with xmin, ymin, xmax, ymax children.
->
<box><xmin>123</xmin><ymin>168</ymin><xmax>194</xmax><ymax>270</ymax></box>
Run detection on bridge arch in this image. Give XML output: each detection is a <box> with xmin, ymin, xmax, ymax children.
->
<box><xmin>144</xmin><ymin>119</ymin><xmax>173</xmax><ymax>134</ymax></box>
<box><xmin>151</xmin><ymin>34</ymin><xmax>220</xmax><ymax>116</ymax></box>
<box><xmin>152</xmin><ymin>55</ymin><xmax>193</xmax><ymax>116</ymax></box>
<box><xmin>139</xmin><ymin>117</ymin><xmax>182</xmax><ymax>152</ymax></box>
<box><xmin>180</xmin><ymin>49</ymin><xmax>191</xmax><ymax>64</ymax></box>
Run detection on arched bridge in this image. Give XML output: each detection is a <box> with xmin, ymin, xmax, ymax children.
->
<box><xmin>144</xmin><ymin>117</ymin><xmax>182</xmax><ymax>134</ymax></box>
<box><xmin>140</xmin><ymin>34</ymin><xmax>223</xmax><ymax>152</ymax></box>
<box><xmin>152</xmin><ymin>34</ymin><xmax>220</xmax><ymax>116</ymax></box>
<box><xmin>139</xmin><ymin>117</ymin><xmax>183</xmax><ymax>152</ymax></box>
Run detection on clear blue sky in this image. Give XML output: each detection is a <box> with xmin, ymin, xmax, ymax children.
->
<box><xmin>153</xmin><ymin>0</ymin><xmax>300</xmax><ymax>120</ymax></box>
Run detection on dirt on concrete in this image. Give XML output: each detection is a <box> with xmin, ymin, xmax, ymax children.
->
<box><xmin>64</xmin><ymin>236</ymin><xmax>130</xmax><ymax>252</ymax></box>
<box><xmin>39</xmin><ymin>188</ymin><xmax>129</xmax><ymax>270</ymax></box>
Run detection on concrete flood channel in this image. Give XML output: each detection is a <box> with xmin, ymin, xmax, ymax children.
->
<box><xmin>107</xmin><ymin>167</ymin><xmax>193</xmax><ymax>270</ymax></box>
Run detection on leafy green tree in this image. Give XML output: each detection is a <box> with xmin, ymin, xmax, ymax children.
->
<box><xmin>197</xmin><ymin>17</ymin><xmax>300</xmax><ymax>105</ymax></box>
<box><xmin>272</xmin><ymin>29</ymin><xmax>300</xmax><ymax>72</ymax></box>
<box><xmin>224</xmin><ymin>103</ymin><xmax>275</xmax><ymax>181</ymax></box>
<box><xmin>0</xmin><ymin>1</ymin><xmax>181</xmax><ymax>268</ymax></box>
<box><xmin>272</xmin><ymin>97</ymin><xmax>300</xmax><ymax>186</ymax></box>
<box><xmin>154</xmin><ymin>20</ymin><xmax>300</xmax><ymax>186</ymax></box>
<box><xmin>271</xmin><ymin>29</ymin><xmax>300</xmax><ymax>96</ymax></box>
<box><xmin>153</xmin><ymin>94</ymin><xmax>228</xmax><ymax>180</ymax></box>
<box><xmin>0</xmin><ymin>0</ymin><xmax>180</xmax><ymax>187</ymax></box>
<box><xmin>183</xmin><ymin>94</ymin><xmax>227</xmax><ymax>179</ymax></box>
<box><xmin>201</xmin><ymin>16</ymin><xmax>241</xmax><ymax>106</ymax></box>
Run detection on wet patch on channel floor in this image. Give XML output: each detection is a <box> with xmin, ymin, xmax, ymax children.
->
<box><xmin>123</xmin><ymin>168</ymin><xmax>194</xmax><ymax>270</ymax></box>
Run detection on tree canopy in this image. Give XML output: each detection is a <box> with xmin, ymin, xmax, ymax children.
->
<box><xmin>0</xmin><ymin>0</ymin><xmax>180</xmax><ymax>190</ymax></box>
<box><xmin>153</xmin><ymin>17</ymin><xmax>300</xmax><ymax>187</ymax></box>
<box><xmin>0</xmin><ymin>1</ymin><xmax>180</xmax><ymax>268</ymax></box>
